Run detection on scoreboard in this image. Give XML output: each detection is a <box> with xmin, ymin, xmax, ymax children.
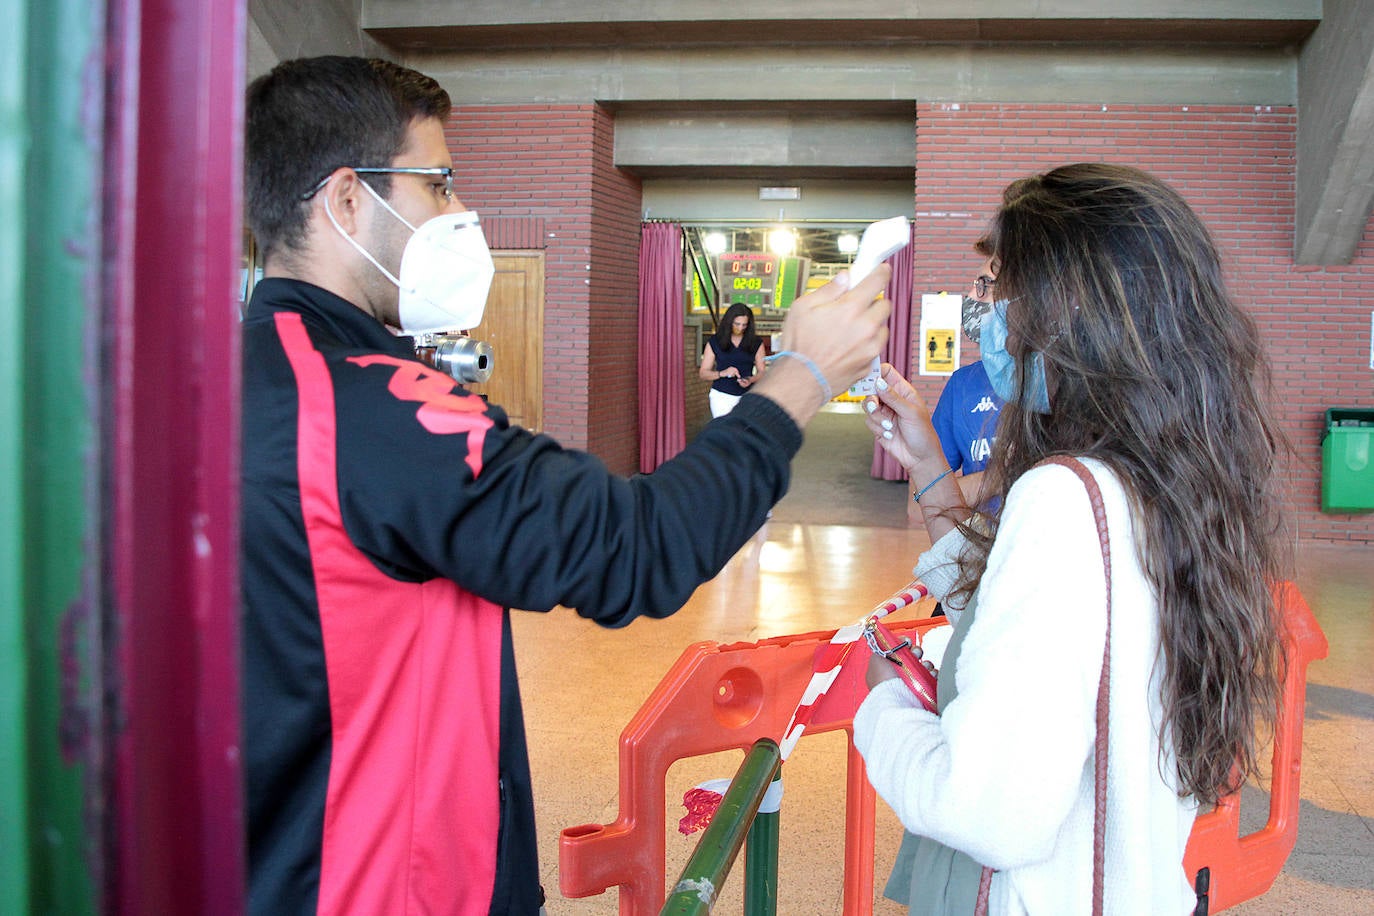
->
<box><xmin>718</xmin><ymin>253</ymin><xmax>776</xmax><ymax>307</ymax></box>
<box><xmin>715</xmin><ymin>252</ymin><xmax>809</xmax><ymax>309</ymax></box>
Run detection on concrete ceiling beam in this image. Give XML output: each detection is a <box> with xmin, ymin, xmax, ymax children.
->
<box><xmin>613</xmin><ymin>110</ymin><xmax>916</xmax><ymax>179</ymax></box>
<box><xmin>1294</xmin><ymin>0</ymin><xmax>1374</xmax><ymax>265</ymax></box>
<box><xmin>363</xmin><ymin>1</ymin><xmax>1319</xmax><ymax>50</ymax></box>
<box><xmin>410</xmin><ymin>47</ymin><xmax>1297</xmax><ymax>107</ymax></box>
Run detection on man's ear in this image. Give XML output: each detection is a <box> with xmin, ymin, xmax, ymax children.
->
<box><xmin>313</xmin><ymin>168</ymin><xmax>366</xmax><ymax>236</ymax></box>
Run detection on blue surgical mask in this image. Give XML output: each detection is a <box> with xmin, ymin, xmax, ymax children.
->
<box><xmin>981</xmin><ymin>299</ymin><xmax>1051</xmax><ymax>414</ymax></box>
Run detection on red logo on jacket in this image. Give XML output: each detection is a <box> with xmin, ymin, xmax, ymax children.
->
<box><xmin>348</xmin><ymin>355</ymin><xmax>492</xmax><ymax>476</ymax></box>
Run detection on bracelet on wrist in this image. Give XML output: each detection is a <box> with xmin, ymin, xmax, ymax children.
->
<box><xmin>770</xmin><ymin>350</ymin><xmax>832</xmax><ymax>405</ymax></box>
<box><xmin>913</xmin><ymin>466</ymin><xmax>954</xmax><ymax>503</ymax></box>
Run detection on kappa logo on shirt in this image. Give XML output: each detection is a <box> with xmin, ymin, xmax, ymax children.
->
<box><xmin>347</xmin><ymin>354</ymin><xmax>493</xmax><ymax>475</ymax></box>
<box><xmin>970</xmin><ymin>396</ymin><xmax>998</xmax><ymax>414</ymax></box>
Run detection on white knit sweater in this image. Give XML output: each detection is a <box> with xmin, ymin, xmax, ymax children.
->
<box><xmin>854</xmin><ymin>459</ymin><xmax>1199</xmax><ymax>915</ymax></box>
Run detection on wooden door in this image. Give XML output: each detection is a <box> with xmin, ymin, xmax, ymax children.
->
<box><xmin>467</xmin><ymin>251</ymin><xmax>544</xmax><ymax>432</ymax></box>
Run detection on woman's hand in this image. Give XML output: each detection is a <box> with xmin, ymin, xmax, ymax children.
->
<box><xmin>862</xmin><ymin>363</ymin><xmax>943</xmax><ymax>473</ymax></box>
<box><xmin>866</xmin><ymin>363</ymin><xmax>971</xmax><ymax>541</ymax></box>
<box><xmin>866</xmin><ymin>651</ymin><xmax>902</xmax><ymax>690</ymax></box>
<box><xmin>700</xmin><ymin>347</ymin><xmax>742</xmax><ymax>383</ymax></box>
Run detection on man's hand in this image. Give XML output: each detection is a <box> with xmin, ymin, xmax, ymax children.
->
<box><xmin>752</xmin><ymin>266</ymin><xmax>892</xmax><ymax>427</ymax></box>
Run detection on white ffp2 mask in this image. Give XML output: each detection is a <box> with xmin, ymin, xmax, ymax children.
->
<box><xmin>394</xmin><ymin>210</ymin><xmax>494</xmax><ymax>333</ymax></box>
<box><xmin>327</xmin><ymin>181</ymin><xmax>496</xmax><ymax>334</ymax></box>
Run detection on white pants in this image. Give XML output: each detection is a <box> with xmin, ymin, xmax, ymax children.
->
<box><xmin>709</xmin><ymin>388</ymin><xmax>742</xmax><ymax>417</ymax></box>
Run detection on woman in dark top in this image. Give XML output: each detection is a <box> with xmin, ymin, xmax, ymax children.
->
<box><xmin>700</xmin><ymin>302</ymin><xmax>767</xmax><ymax>417</ymax></box>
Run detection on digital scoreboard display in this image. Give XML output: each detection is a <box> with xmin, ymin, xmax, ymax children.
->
<box><xmin>718</xmin><ymin>253</ymin><xmax>776</xmax><ymax>307</ymax></box>
<box><xmin>715</xmin><ymin>252</ymin><xmax>809</xmax><ymax>309</ymax></box>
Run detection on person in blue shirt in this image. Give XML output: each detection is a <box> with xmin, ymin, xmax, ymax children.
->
<box><xmin>929</xmin><ymin>239</ymin><xmax>1004</xmax><ymax>508</ymax></box>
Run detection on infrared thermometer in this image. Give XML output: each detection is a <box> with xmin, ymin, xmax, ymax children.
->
<box><xmin>846</xmin><ymin>216</ymin><xmax>910</xmax><ymax>397</ymax></box>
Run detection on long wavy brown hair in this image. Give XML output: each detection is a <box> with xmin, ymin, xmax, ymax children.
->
<box><xmin>952</xmin><ymin>163</ymin><xmax>1290</xmax><ymax>805</ymax></box>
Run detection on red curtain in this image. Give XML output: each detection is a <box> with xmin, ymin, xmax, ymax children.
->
<box><xmin>870</xmin><ymin>222</ymin><xmax>916</xmax><ymax>480</ymax></box>
<box><xmin>638</xmin><ymin>222</ymin><xmax>687</xmax><ymax>472</ymax></box>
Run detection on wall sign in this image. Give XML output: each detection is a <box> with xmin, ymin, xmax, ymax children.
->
<box><xmin>919</xmin><ymin>292</ymin><xmax>962</xmax><ymax>376</ymax></box>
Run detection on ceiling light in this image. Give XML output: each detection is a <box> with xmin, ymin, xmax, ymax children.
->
<box><xmin>768</xmin><ymin>228</ymin><xmax>796</xmax><ymax>257</ymax></box>
<box><xmin>703</xmin><ymin>231</ymin><xmax>728</xmax><ymax>254</ymax></box>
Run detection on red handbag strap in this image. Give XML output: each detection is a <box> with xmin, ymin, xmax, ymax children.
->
<box><xmin>975</xmin><ymin>456</ymin><xmax>1111</xmax><ymax>916</ymax></box>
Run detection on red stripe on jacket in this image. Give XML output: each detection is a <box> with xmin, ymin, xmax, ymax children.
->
<box><xmin>276</xmin><ymin>312</ymin><xmax>503</xmax><ymax>915</ymax></box>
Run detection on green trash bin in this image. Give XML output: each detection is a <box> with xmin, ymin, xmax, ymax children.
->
<box><xmin>1321</xmin><ymin>408</ymin><xmax>1374</xmax><ymax>514</ymax></box>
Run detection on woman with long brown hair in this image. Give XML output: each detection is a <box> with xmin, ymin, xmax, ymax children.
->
<box><xmin>855</xmin><ymin>163</ymin><xmax>1288</xmax><ymax>914</ymax></box>
<box><xmin>700</xmin><ymin>302</ymin><xmax>767</xmax><ymax>417</ymax></box>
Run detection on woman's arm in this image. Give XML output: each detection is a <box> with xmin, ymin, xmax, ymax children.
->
<box><xmin>739</xmin><ymin>341</ymin><xmax>768</xmax><ymax>389</ymax></box>
<box><xmin>699</xmin><ymin>345</ymin><xmax>723</xmax><ymax>381</ymax></box>
<box><xmin>955</xmin><ymin>470</ymin><xmax>984</xmax><ymax>505</ymax></box>
<box><xmin>854</xmin><ymin>464</ymin><xmax>1109</xmax><ymax>870</ymax></box>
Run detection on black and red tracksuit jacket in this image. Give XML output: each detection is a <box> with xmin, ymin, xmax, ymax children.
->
<box><xmin>240</xmin><ymin>278</ymin><xmax>801</xmax><ymax>914</ymax></box>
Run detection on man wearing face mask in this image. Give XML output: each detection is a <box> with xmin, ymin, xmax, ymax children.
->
<box><xmin>926</xmin><ymin>238</ymin><xmax>1006</xmax><ymax>508</ymax></box>
<box><xmin>240</xmin><ymin>57</ymin><xmax>891</xmax><ymax>916</ymax></box>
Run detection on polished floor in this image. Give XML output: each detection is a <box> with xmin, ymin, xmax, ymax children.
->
<box><xmin>514</xmin><ymin>407</ymin><xmax>1374</xmax><ymax>914</ymax></box>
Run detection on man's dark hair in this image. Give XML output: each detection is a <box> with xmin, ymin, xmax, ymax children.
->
<box><xmin>245</xmin><ymin>56</ymin><xmax>451</xmax><ymax>257</ymax></box>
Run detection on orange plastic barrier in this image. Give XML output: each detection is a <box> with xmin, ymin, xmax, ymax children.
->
<box><xmin>1182</xmin><ymin>581</ymin><xmax>1328</xmax><ymax>912</ymax></box>
<box><xmin>559</xmin><ymin>583</ymin><xmax>1326</xmax><ymax>914</ymax></box>
<box><xmin>558</xmin><ymin>618</ymin><xmax>943</xmax><ymax>915</ymax></box>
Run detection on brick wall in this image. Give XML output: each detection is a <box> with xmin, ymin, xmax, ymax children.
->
<box><xmin>447</xmin><ymin>104</ymin><xmax>643</xmax><ymax>474</ymax></box>
<box><xmin>586</xmin><ymin>106</ymin><xmax>645</xmax><ymax>474</ymax></box>
<box><xmin>910</xmin><ymin>102</ymin><xmax>1374</xmax><ymax>542</ymax></box>
<box><xmin>684</xmin><ymin>322</ymin><xmax>712</xmax><ymax>443</ymax></box>
<box><xmin>451</xmin><ymin>101</ymin><xmax>1373</xmax><ymax>539</ymax></box>
<box><xmin>445</xmin><ymin>106</ymin><xmax>589</xmax><ymax>451</ymax></box>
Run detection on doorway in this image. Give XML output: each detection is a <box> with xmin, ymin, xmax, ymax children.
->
<box><xmin>467</xmin><ymin>251</ymin><xmax>545</xmax><ymax>432</ymax></box>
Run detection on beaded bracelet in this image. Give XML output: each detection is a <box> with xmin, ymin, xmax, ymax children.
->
<box><xmin>771</xmin><ymin>350</ymin><xmax>832</xmax><ymax>404</ymax></box>
<box><xmin>912</xmin><ymin>465</ymin><xmax>954</xmax><ymax>503</ymax></box>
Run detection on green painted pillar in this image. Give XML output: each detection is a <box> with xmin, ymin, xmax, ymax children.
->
<box><xmin>0</xmin><ymin>0</ymin><xmax>31</xmax><ymax>906</ymax></box>
<box><xmin>0</xmin><ymin>0</ymin><xmax>101</xmax><ymax>912</ymax></box>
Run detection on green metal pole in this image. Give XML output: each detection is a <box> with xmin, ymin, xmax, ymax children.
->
<box><xmin>743</xmin><ymin>770</ymin><xmax>781</xmax><ymax>916</ymax></box>
<box><xmin>661</xmin><ymin>739</ymin><xmax>782</xmax><ymax>915</ymax></box>
<box><xmin>0</xmin><ymin>0</ymin><xmax>101</xmax><ymax>912</ymax></box>
<box><xmin>0</xmin><ymin>0</ymin><xmax>31</xmax><ymax>908</ymax></box>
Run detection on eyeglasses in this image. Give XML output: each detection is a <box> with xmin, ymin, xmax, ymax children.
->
<box><xmin>974</xmin><ymin>275</ymin><xmax>997</xmax><ymax>299</ymax></box>
<box><xmin>301</xmin><ymin>167</ymin><xmax>455</xmax><ymax>202</ymax></box>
